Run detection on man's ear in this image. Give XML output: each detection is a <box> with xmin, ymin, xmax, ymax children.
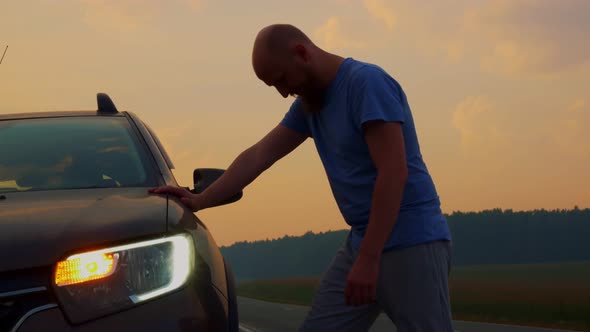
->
<box><xmin>293</xmin><ymin>44</ymin><xmax>310</xmax><ymax>62</ymax></box>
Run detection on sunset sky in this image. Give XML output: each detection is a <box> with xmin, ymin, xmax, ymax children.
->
<box><xmin>2</xmin><ymin>0</ymin><xmax>589</xmax><ymax>246</ymax></box>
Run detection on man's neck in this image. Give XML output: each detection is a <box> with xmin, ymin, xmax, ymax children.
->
<box><xmin>316</xmin><ymin>53</ymin><xmax>346</xmax><ymax>90</ymax></box>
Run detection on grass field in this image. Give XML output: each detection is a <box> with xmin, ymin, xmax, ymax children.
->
<box><xmin>237</xmin><ymin>262</ymin><xmax>590</xmax><ymax>331</ymax></box>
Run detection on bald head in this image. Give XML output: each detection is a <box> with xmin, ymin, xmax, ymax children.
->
<box><xmin>257</xmin><ymin>24</ymin><xmax>313</xmax><ymax>53</ymax></box>
<box><xmin>252</xmin><ymin>24</ymin><xmax>315</xmax><ymax>80</ymax></box>
<box><xmin>251</xmin><ymin>24</ymin><xmax>343</xmax><ymax>105</ymax></box>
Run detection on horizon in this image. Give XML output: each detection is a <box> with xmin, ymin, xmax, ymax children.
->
<box><xmin>221</xmin><ymin>206</ymin><xmax>589</xmax><ymax>247</ymax></box>
<box><xmin>2</xmin><ymin>0</ymin><xmax>589</xmax><ymax>246</ymax></box>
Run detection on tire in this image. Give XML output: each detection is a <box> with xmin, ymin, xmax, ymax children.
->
<box><xmin>224</xmin><ymin>259</ymin><xmax>239</xmax><ymax>332</ymax></box>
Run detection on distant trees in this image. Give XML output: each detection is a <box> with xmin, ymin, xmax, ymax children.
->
<box><xmin>221</xmin><ymin>208</ymin><xmax>590</xmax><ymax>281</ymax></box>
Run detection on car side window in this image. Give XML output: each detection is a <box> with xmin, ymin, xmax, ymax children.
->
<box><xmin>144</xmin><ymin>124</ymin><xmax>175</xmax><ymax>170</ymax></box>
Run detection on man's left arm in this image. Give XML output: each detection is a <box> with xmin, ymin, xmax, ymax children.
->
<box><xmin>345</xmin><ymin>120</ymin><xmax>408</xmax><ymax>306</ymax></box>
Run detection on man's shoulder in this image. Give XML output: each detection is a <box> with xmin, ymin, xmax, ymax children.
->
<box><xmin>343</xmin><ymin>59</ymin><xmax>402</xmax><ymax>98</ymax></box>
<box><xmin>346</xmin><ymin>59</ymin><xmax>397</xmax><ymax>87</ymax></box>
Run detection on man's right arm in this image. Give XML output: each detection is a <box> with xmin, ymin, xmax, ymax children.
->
<box><xmin>149</xmin><ymin>124</ymin><xmax>308</xmax><ymax>211</ymax></box>
<box><xmin>198</xmin><ymin>124</ymin><xmax>307</xmax><ymax>209</ymax></box>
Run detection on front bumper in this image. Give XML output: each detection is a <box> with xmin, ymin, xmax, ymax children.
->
<box><xmin>15</xmin><ymin>283</ymin><xmax>228</xmax><ymax>332</ymax></box>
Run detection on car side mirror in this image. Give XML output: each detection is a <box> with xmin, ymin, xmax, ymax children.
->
<box><xmin>191</xmin><ymin>168</ymin><xmax>243</xmax><ymax>207</ymax></box>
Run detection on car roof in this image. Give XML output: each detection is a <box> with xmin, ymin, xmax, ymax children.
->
<box><xmin>0</xmin><ymin>93</ymin><xmax>124</xmax><ymax>121</ymax></box>
<box><xmin>0</xmin><ymin>111</ymin><xmax>125</xmax><ymax>121</ymax></box>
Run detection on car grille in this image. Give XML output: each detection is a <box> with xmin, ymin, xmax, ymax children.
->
<box><xmin>0</xmin><ymin>267</ymin><xmax>57</xmax><ymax>332</ymax></box>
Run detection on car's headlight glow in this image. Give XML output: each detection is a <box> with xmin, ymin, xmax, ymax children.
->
<box><xmin>53</xmin><ymin>234</ymin><xmax>194</xmax><ymax>323</ymax></box>
<box><xmin>55</xmin><ymin>253</ymin><xmax>118</xmax><ymax>286</ymax></box>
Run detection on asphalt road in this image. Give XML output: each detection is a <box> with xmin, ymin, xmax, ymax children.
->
<box><xmin>238</xmin><ymin>297</ymin><xmax>579</xmax><ymax>332</ymax></box>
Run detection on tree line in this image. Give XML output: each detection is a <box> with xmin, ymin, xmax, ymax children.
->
<box><xmin>220</xmin><ymin>207</ymin><xmax>590</xmax><ymax>281</ymax></box>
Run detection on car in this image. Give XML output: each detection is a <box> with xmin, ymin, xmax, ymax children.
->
<box><xmin>0</xmin><ymin>93</ymin><xmax>242</xmax><ymax>332</ymax></box>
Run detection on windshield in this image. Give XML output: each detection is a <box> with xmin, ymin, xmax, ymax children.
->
<box><xmin>0</xmin><ymin>116</ymin><xmax>159</xmax><ymax>193</ymax></box>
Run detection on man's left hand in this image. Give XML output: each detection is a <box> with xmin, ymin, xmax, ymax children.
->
<box><xmin>345</xmin><ymin>253</ymin><xmax>380</xmax><ymax>306</ymax></box>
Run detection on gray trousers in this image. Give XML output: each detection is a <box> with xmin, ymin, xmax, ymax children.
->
<box><xmin>299</xmin><ymin>238</ymin><xmax>453</xmax><ymax>332</ymax></box>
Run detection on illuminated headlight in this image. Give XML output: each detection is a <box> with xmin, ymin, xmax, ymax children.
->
<box><xmin>53</xmin><ymin>234</ymin><xmax>194</xmax><ymax>323</ymax></box>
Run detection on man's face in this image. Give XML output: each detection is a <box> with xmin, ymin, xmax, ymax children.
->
<box><xmin>267</xmin><ymin>60</ymin><xmax>309</xmax><ymax>98</ymax></box>
<box><xmin>258</xmin><ymin>51</ymin><xmax>324</xmax><ymax>107</ymax></box>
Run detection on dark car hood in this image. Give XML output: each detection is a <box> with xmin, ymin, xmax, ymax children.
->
<box><xmin>0</xmin><ymin>188</ymin><xmax>167</xmax><ymax>271</ymax></box>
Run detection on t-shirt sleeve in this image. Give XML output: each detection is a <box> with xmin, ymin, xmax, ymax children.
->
<box><xmin>351</xmin><ymin>67</ymin><xmax>406</xmax><ymax>128</ymax></box>
<box><xmin>279</xmin><ymin>99</ymin><xmax>311</xmax><ymax>136</ymax></box>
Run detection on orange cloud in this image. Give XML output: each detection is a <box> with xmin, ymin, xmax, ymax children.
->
<box><xmin>451</xmin><ymin>94</ymin><xmax>590</xmax><ymax>191</ymax></box>
<box><xmin>353</xmin><ymin>0</ymin><xmax>589</xmax><ymax>71</ymax></box>
<box><xmin>313</xmin><ymin>17</ymin><xmax>366</xmax><ymax>51</ymax></box>
<box><xmin>551</xmin><ymin>99</ymin><xmax>590</xmax><ymax>155</ymax></box>
<box><xmin>445</xmin><ymin>40</ymin><xmax>465</xmax><ymax>63</ymax></box>
<box><xmin>363</xmin><ymin>0</ymin><xmax>396</xmax><ymax>31</ymax></box>
<box><xmin>80</xmin><ymin>0</ymin><xmax>203</xmax><ymax>32</ymax></box>
<box><xmin>452</xmin><ymin>95</ymin><xmax>510</xmax><ymax>152</ymax></box>
<box><xmin>80</xmin><ymin>0</ymin><xmax>156</xmax><ymax>32</ymax></box>
<box><xmin>464</xmin><ymin>0</ymin><xmax>590</xmax><ymax>76</ymax></box>
<box><xmin>480</xmin><ymin>40</ymin><xmax>554</xmax><ymax>76</ymax></box>
<box><xmin>358</xmin><ymin>0</ymin><xmax>466</xmax><ymax>63</ymax></box>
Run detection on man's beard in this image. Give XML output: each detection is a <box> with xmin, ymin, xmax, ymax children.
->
<box><xmin>299</xmin><ymin>92</ymin><xmax>324</xmax><ymax>113</ymax></box>
<box><xmin>295</xmin><ymin>74</ymin><xmax>326</xmax><ymax>114</ymax></box>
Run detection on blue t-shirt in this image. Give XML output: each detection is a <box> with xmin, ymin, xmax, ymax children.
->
<box><xmin>280</xmin><ymin>57</ymin><xmax>451</xmax><ymax>251</ymax></box>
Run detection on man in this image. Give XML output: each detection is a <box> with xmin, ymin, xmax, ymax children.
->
<box><xmin>149</xmin><ymin>24</ymin><xmax>453</xmax><ymax>331</ymax></box>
